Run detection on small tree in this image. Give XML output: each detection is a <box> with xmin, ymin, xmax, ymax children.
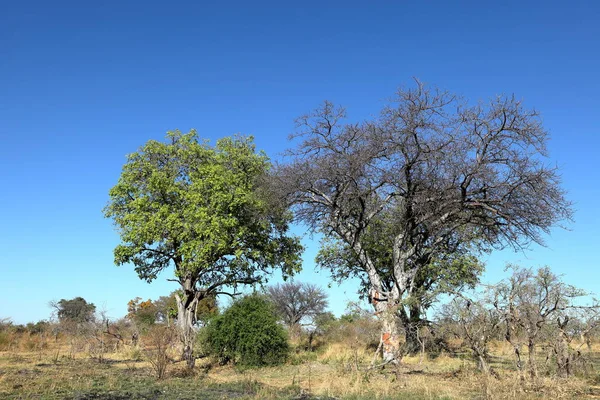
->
<box><xmin>441</xmin><ymin>292</ymin><xmax>501</xmax><ymax>375</ymax></box>
<box><xmin>267</xmin><ymin>282</ymin><xmax>328</xmax><ymax>334</ymax></box>
<box><xmin>143</xmin><ymin>325</ymin><xmax>176</xmax><ymax>379</ymax></box>
<box><xmin>52</xmin><ymin>297</ymin><xmax>96</xmax><ymax>324</ymax></box>
<box><xmin>127</xmin><ymin>297</ymin><xmax>158</xmax><ymax>328</ymax></box>
<box><xmin>493</xmin><ymin>266</ymin><xmax>587</xmax><ymax>380</ymax></box>
<box><xmin>0</xmin><ymin>318</ymin><xmax>15</xmax><ymax>351</ymax></box>
<box><xmin>50</xmin><ymin>297</ymin><xmax>97</xmax><ymax>355</ymax></box>
<box><xmin>153</xmin><ymin>294</ymin><xmax>178</xmax><ymax>326</ymax></box>
<box><xmin>201</xmin><ymin>294</ymin><xmax>289</xmax><ymax>366</ymax></box>
<box><xmin>548</xmin><ymin>302</ymin><xmax>600</xmax><ymax>378</ymax></box>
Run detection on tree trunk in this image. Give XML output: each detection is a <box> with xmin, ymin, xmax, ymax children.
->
<box><xmin>403</xmin><ymin>320</ymin><xmax>422</xmax><ymax>355</ymax></box>
<box><xmin>175</xmin><ymin>289</ymin><xmax>199</xmax><ymax>369</ymax></box>
<box><xmin>527</xmin><ymin>339</ymin><xmax>538</xmax><ymax>379</ymax></box>
<box><xmin>477</xmin><ymin>354</ymin><xmax>490</xmax><ymax>374</ymax></box>
<box><xmin>585</xmin><ymin>333</ymin><xmax>592</xmax><ymax>352</ymax></box>
<box><xmin>505</xmin><ymin>322</ymin><xmax>524</xmax><ymax>380</ymax></box>
<box><xmin>374</xmin><ymin>300</ymin><xmax>401</xmax><ymax>364</ymax></box>
<box><xmin>556</xmin><ymin>323</ymin><xmax>572</xmax><ymax>378</ymax></box>
<box><xmin>396</xmin><ymin>304</ymin><xmax>422</xmax><ymax>355</ymax></box>
<box><xmin>513</xmin><ymin>344</ymin><xmax>525</xmax><ymax>381</ymax></box>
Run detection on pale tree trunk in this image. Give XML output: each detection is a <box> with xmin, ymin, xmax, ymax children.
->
<box><xmin>474</xmin><ymin>346</ymin><xmax>498</xmax><ymax>377</ymax></box>
<box><xmin>504</xmin><ymin>313</ymin><xmax>525</xmax><ymax>381</ymax></box>
<box><xmin>477</xmin><ymin>354</ymin><xmax>490</xmax><ymax>374</ymax></box>
<box><xmin>555</xmin><ymin>335</ymin><xmax>571</xmax><ymax>378</ymax></box>
<box><xmin>584</xmin><ymin>332</ymin><xmax>592</xmax><ymax>352</ymax></box>
<box><xmin>527</xmin><ymin>338</ymin><xmax>538</xmax><ymax>379</ymax></box>
<box><xmin>355</xmin><ymin>239</ymin><xmax>414</xmax><ymax>364</ymax></box>
<box><xmin>354</xmin><ymin>239</ymin><xmax>402</xmax><ymax>364</ymax></box>
<box><xmin>175</xmin><ymin>283</ymin><xmax>199</xmax><ymax>369</ymax></box>
<box><xmin>556</xmin><ymin>320</ymin><xmax>572</xmax><ymax>378</ymax></box>
<box><xmin>513</xmin><ymin>344</ymin><xmax>525</xmax><ymax>381</ymax></box>
<box><xmin>391</xmin><ymin>245</ymin><xmax>424</xmax><ymax>356</ymax></box>
<box><xmin>374</xmin><ymin>297</ymin><xmax>401</xmax><ymax>363</ymax></box>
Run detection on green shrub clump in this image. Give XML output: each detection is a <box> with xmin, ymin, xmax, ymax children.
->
<box><xmin>201</xmin><ymin>294</ymin><xmax>289</xmax><ymax>366</ymax></box>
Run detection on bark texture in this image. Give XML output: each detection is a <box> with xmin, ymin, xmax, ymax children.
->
<box><xmin>374</xmin><ymin>301</ymin><xmax>401</xmax><ymax>363</ymax></box>
<box><xmin>175</xmin><ymin>283</ymin><xmax>200</xmax><ymax>369</ymax></box>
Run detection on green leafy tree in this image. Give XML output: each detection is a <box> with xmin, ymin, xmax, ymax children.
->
<box><xmin>127</xmin><ymin>297</ymin><xmax>158</xmax><ymax>328</ymax></box>
<box><xmin>104</xmin><ymin>130</ymin><xmax>302</xmax><ymax>368</ymax></box>
<box><xmin>53</xmin><ymin>297</ymin><xmax>96</xmax><ymax>324</ymax></box>
<box><xmin>153</xmin><ymin>293</ymin><xmax>179</xmax><ymax>326</ymax></box>
<box><xmin>201</xmin><ymin>294</ymin><xmax>289</xmax><ymax>366</ymax></box>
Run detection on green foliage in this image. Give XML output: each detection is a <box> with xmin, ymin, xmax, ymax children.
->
<box><xmin>128</xmin><ymin>291</ymin><xmax>219</xmax><ymax>327</ymax></box>
<box><xmin>103</xmin><ymin>129</ymin><xmax>302</xmax><ymax>298</ymax></box>
<box><xmin>201</xmin><ymin>294</ymin><xmax>289</xmax><ymax>367</ymax></box>
<box><xmin>127</xmin><ymin>297</ymin><xmax>158</xmax><ymax>328</ymax></box>
<box><xmin>153</xmin><ymin>293</ymin><xmax>179</xmax><ymax>323</ymax></box>
<box><xmin>317</xmin><ymin>223</ymin><xmax>484</xmax><ymax>312</ymax></box>
<box><xmin>313</xmin><ymin>311</ymin><xmax>337</xmax><ymax>331</ymax></box>
<box><xmin>25</xmin><ymin>320</ymin><xmax>51</xmax><ymax>335</ymax></box>
<box><xmin>54</xmin><ymin>297</ymin><xmax>96</xmax><ymax>323</ymax></box>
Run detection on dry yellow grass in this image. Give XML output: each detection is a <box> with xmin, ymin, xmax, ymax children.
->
<box><xmin>1</xmin><ymin>335</ymin><xmax>599</xmax><ymax>399</ymax></box>
<box><xmin>197</xmin><ymin>343</ymin><xmax>597</xmax><ymax>400</ymax></box>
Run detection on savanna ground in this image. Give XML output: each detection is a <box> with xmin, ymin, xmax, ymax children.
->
<box><xmin>2</xmin><ymin>335</ymin><xmax>600</xmax><ymax>400</ymax></box>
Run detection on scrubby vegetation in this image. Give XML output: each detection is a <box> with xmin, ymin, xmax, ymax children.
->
<box><xmin>200</xmin><ymin>294</ymin><xmax>290</xmax><ymax>367</ymax></box>
<box><xmin>2</xmin><ymin>83</ymin><xmax>589</xmax><ymax>399</ymax></box>
<box><xmin>2</xmin><ymin>271</ymin><xmax>600</xmax><ymax>399</ymax></box>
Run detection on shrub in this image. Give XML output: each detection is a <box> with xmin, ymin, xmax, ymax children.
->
<box><xmin>142</xmin><ymin>325</ymin><xmax>176</xmax><ymax>379</ymax></box>
<box><xmin>26</xmin><ymin>320</ymin><xmax>51</xmax><ymax>335</ymax></box>
<box><xmin>318</xmin><ymin>309</ymin><xmax>380</xmax><ymax>350</ymax></box>
<box><xmin>0</xmin><ymin>331</ymin><xmax>12</xmax><ymax>351</ymax></box>
<box><xmin>201</xmin><ymin>294</ymin><xmax>289</xmax><ymax>366</ymax></box>
<box><xmin>0</xmin><ymin>319</ymin><xmax>16</xmax><ymax>351</ymax></box>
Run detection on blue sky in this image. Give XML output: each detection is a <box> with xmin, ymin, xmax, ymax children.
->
<box><xmin>1</xmin><ymin>1</ymin><xmax>598</xmax><ymax>324</ymax></box>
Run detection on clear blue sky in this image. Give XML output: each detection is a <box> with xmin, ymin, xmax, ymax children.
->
<box><xmin>1</xmin><ymin>1</ymin><xmax>598</xmax><ymax>324</ymax></box>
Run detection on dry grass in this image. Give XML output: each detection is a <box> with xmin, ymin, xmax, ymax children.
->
<box><xmin>1</xmin><ymin>336</ymin><xmax>599</xmax><ymax>399</ymax></box>
<box><xmin>200</xmin><ymin>343</ymin><xmax>598</xmax><ymax>400</ymax></box>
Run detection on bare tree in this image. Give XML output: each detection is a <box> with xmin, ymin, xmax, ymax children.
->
<box><xmin>579</xmin><ymin>309</ymin><xmax>600</xmax><ymax>352</ymax></box>
<box><xmin>267</xmin><ymin>282</ymin><xmax>328</xmax><ymax>331</ymax></box>
<box><xmin>275</xmin><ymin>81</ymin><xmax>572</xmax><ymax>362</ymax></box>
<box><xmin>442</xmin><ymin>291</ymin><xmax>501</xmax><ymax>375</ymax></box>
<box><xmin>493</xmin><ymin>266</ymin><xmax>585</xmax><ymax>380</ymax></box>
<box><xmin>492</xmin><ymin>272</ymin><xmax>527</xmax><ymax>380</ymax></box>
<box><xmin>550</xmin><ymin>304</ymin><xmax>600</xmax><ymax>377</ymax></box>
<box><xmin>143</xmin><ymin>325</ymin><xmax>176</xmax><ymax>380</ymax></box>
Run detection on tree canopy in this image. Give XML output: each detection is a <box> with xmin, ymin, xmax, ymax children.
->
<box><xmin>275</xmin><ymin>81</ymin><xmax>573</xmax><ymax>360</ymax></box>
<box><xmin>267</xmin><ymin>282</ymin><xmax>329</xmax><ymax>328</ymax></box>
<box><xmin>53</xmin><ymin>297</ymin><xmax>96</xmax><ymax>324</ymax></box>
<box><xmin>104</xmin><ymin>130</ymin><xmax>302</xmax><ymax>289</ymax></box>
<box><xmin>104</xmin><ymin>130</ymin><xmax>303</xmax><ymax>367</ymax></box>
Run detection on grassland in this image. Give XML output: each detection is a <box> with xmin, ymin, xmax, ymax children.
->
<box><xmin>2</xmin><ymin>338</ymin><xmax>600</xmax><ymax>400</ymax></box>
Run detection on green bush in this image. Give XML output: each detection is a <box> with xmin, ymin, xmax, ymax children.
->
<box><xmin>200</xmin><ymin>294</ymin><xmax>289</xmax><ymax>366</ymax></box>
